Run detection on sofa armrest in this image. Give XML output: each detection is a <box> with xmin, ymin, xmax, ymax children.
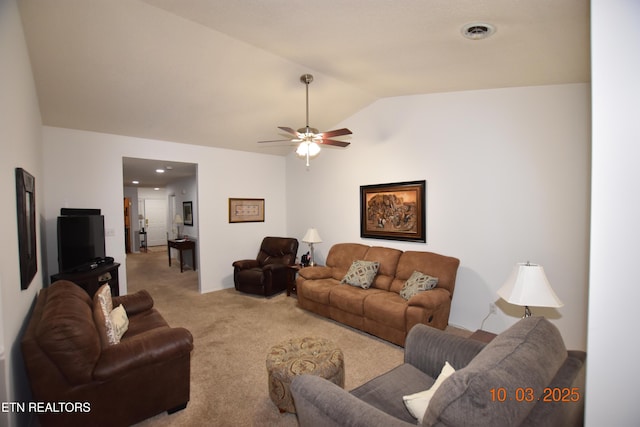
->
<box><xmin>298</xmin><ymin>266</ymin><xmax>332</xmax><ymax>280</ymax></box>
<box><xmin>232</xmin><ymin>259</ymin><xmax>259</xmax><ymax>270</ymax></box>
<box><xmin>404</xmin><ymin>324</ymin><xmax>485</xmax><ymax>377</ymax></box>
<box><xmin>407</xmin><ymin>287</ymin><xmax>451</xmax><ymax>309</ymax></box>
<box><xmin>93</xmin><ymin>327</ymin><xmax>193</xmax><ymax>381</ymax></box>
<box><xmin>112</xmin><ymin>290</ymin><xmax>153</xmax><ymax>316</ymax></box>
<box><xmin>291</xmin><ymin>375</ymin><xmax>413</xmax><ymax>427</ymax></box>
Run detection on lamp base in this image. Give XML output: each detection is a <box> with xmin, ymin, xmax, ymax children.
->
<box><xmin>309</xmin><ymin>244</ymin><xmax>316</xmax><ymax>267</ymax></box>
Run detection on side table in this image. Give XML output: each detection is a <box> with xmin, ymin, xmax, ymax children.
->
<box><xmin>286</xmin><ymin>264</ymin><xmax>301</xmax><ymax>296</ymax></box>
<box><xmin>167</xmin><ymin>239</ymin><xmax>197</xmax><ymax>272</ymax></box>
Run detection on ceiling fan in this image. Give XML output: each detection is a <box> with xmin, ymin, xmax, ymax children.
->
<box><xmin>258</xmin><ymin>74</ymin><xmax>352</xmax><ymax>166</ymax></box>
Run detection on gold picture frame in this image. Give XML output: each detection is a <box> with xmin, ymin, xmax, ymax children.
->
<box><xmin>229</xmin><ymin>198</ymin><xmax>265</xmax><ymax>223</ymax></box>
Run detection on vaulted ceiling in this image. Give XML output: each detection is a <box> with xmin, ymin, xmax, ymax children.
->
<box><xmin>18</xmin><ymin>0</ymin><xmax>590</xmax><ymax>158</ymax></box>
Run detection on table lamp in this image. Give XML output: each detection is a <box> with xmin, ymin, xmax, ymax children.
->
<box><xmin>174</xmin><ymin>214</ymin><xmax>183</xmax><ymax>238</ymax></box>
<box><xmin>497</xmin><ymin>262</ymin><xmax>564</xmax><ymax>317</ymax></box>
<box><xmin>302</xmin><ymin>228</ymin><xmax>322</xmax><ymax>266</ymax></box>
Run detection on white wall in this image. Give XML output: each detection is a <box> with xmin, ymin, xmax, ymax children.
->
<box><xmin>42</xmin><ymin>126</ymin><xmax>288</xmax><ymax>294</ymax></box>
<box><xmin>586</xmin><ymin>0</ymin><xmax>640</xmax><ymax>424</ymax></box>
<box><xmin>0</xmin><ymin>0</ymin><xmax>44</xmax><ymax>425</ymax></box>
<box><xmin>286</xmin><ymin>83</ymin><xmax>591</xmax><ymax>350</ymax></box>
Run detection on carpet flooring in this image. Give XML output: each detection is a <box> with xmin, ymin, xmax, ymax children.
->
<box><xmin>127</xmin><ymin>248</ymin><xmax>468</xmax><ymax>426</ymax></box>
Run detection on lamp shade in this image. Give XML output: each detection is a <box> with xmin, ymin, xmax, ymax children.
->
<box><xmin>497</xmin><ymin>263</ymin><xmax>564</xmax><ymax>308</ymax></box>
<box><xmin>302</xmin><ymin>228</ymin><xmax>322</xmax><ymax>244</ymax></box>
<box><xmin>174</xmin><ymin>214</ymin><xmax>183</xmax><ymax>224</ymax></box>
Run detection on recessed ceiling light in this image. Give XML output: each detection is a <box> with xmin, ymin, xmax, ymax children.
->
<box><xmin>154</xmin><ymin>187</ymin><xmax>160</xmax><ymax>191</ymax></box>
<box><xmin>156</xmin><ymin>169</ymin><xmax>165</xmax><ymax>173</ymax></box>
<box><xmin>165</xmin><ymin>166</ymin><xmax>173</xmax><ymax>170</ymax></box>
<box><xmin>132</xmin><ymin>180</ymin><xmax>139</xmax><ymax>184</ymax></box>
<box><xmin>461</xmin><ymin>22</ymin><xmax>496</xmax><ymax>40</ymax></box>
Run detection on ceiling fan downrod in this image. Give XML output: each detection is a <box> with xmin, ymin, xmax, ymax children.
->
<box><xmin>301</xmin><ymin>74</ymin><xmax>313</xmax><ymax>134</ymax></box>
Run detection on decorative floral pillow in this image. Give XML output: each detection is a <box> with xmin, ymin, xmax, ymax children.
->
<box><xmin>109</xmin><ymin>304</ymin><xmax>129</xmax><ymax>342</ymax></box>
<box><xmin>341</xmin><ymin>260</ymin><xmax>380</xmax><ymax>289</ymax></box>
<box><xmin>400</xmin><ymin>270</ymin><xmax>439</xmax><ymax>300</ymax></box>
<box><xmin>96</xmin><ymin>284</ymin><xmax>121</xmax><ymax>345</ymax></box>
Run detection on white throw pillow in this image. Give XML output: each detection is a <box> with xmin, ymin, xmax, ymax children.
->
<box><xmin>109</xmin><ymin>304</ymin><xmax>129</xmax><ymax>342</ymax></box>
<box><xmin>403</xmin><ymin>361</ymin><xmax>456</xmax><ymax>423</ymax></box>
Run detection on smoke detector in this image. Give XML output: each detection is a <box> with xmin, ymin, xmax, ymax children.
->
<box><xmin>462</xmin><ymin>22</ymin><xmax>496</xmax><ymax>40</ymax></box>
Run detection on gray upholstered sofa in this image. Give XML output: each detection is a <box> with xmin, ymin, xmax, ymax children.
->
<box><xmin>290</xmin><ymin>317</ymin><xmax>586</xmax><ymax>427</ymax></box>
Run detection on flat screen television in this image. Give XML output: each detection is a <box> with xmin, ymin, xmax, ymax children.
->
<box><xmin>57</xmin><ymin>213</ymin><xmax>106</xmax><ymax>273</ymax></box>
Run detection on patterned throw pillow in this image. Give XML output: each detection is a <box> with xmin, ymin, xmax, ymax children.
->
<box><xmin>400</xmin><ymin>270</ymin><xmax>439</xmax><ymax>300</ymax></box>
<box><xmin>109</xmin><ymin>304</ymin><xmax>129</xmax><ymax>341</ymax></box>
<box><xmin>341</xmin><ymin>260</ymin><xmax>380</xmax><ymax>289</ymax></box>
<box><xmin>96</xmin><ymin>284</ymin><xmax>120</xmax><ymax>345</ymax></box>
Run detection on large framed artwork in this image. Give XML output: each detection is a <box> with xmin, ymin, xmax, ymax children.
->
<box><xmin>360</xmin><ymin>180</ymin><xmax>426</xmax><ymax>243</ymax></box>
<box><xmin>16</xmin><ymin>168</ymin><xmax>37</xmax><ymax>289</ymax></box>
<box><xmin>229</xmin><ymin>198</ymin><xmax>265</xmax><ymax>223</ymax></box>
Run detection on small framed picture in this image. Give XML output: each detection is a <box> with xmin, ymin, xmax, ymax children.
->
<box><xmin>183</xmin><ymin>201</ymin><xmax>194</xmax><ymax>226</ymax></box>
<box><xmin>229</xmin><ymin>198</ymin><xmax>265</xmax><ymax>223</ymax></box>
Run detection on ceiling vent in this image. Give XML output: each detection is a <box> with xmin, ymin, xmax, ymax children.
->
<box><xmin>461</xmin><ymin>22</ymin><xmax>496</xmax><ymax>40</ymax></box>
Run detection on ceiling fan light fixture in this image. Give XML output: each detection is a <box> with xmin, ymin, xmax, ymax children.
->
<box><xmin>296</xmin><ymin>141</ymin><xmax>321</xmax><ymax>158</ymax></box>
<box><xmin>257</xmin><ymin>74</ymin><xmax>352</xmax><ymax>167</ymax></box>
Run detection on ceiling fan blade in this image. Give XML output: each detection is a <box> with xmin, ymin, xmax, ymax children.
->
<box><xmin>257</xmin><ymin>139</ymin><xmax>294</xmax><ymax>143</ymax></box>
<box><xmin>278</xmin><ymin>126</ymin><xmax>299</xmax><ymax>136</ymax></box>
<box><xmin>320</xmin><ymin>139</ymin><xmax>351</xmax><ymax>148</ymax></box>
<box><xmin>321</xmin><ymin>128</ymin><xmax>352</xmax><ymax>138</ymax></box>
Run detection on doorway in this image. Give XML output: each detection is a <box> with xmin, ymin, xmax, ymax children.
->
<box><xmin>143</xmin><ymin>199</ymin><xmax>168</xmax><ymax>246</ymax></box>
<box><xmin>122</xmin><ymin>157</ymin><xmax>199</xmax><ymax>291</ymax></box>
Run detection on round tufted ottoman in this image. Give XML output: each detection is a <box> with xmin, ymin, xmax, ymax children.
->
<box><xmin>266</xmin><ymin>336</ymin><xmax>344</xmax><ymax>413</ymax></box>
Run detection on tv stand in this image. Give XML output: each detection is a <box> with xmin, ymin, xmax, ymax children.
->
<box><xmin>51</xmin><ymin>262</ymin><xmax>120</xmax><ymax>298</ymax></box>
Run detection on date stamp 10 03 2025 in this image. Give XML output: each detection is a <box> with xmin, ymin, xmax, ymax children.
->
<box><xmin>490</xmin><ymin>387</ymin><xmax>581</xmax><ymax>403</ymax></box>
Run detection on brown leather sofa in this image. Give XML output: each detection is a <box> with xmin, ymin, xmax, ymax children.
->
<box><xmin>232</xmin><ymin>236</ymin><xmax>299</xmax><ymax>296</ymax></box>
<box><xmin>296</xmin><ymin>243</ymin><xmax>460</xmax><ymax>346</ymax></box>
<box><xmin>21</xmin><ymin>280</ymin><xmax>194</xmax><ymax>427</ymax></box>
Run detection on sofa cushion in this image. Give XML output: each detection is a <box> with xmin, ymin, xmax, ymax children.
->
<box><xmin>423</xmin><ymin>317</ymin><xmax>567</xmax><ymax>427</ymax></box>
<box><xmin>399</xmin><ymin>271</ymin><xmax>438</xmax><ymax>300</ymax></box>
<box><xmin>363</xmin><ymin>246</ymin><xmax>402</xmax><ymax>291</ymax></box>
<box><xmin>363</xmin><ymin>292</ymin><xmax>408</xmax><ymax>330</ymax></box>
<box><xmin>326</xmin><ymin>243</ymin><xmax>370</xmax><ymax>281</ymax></box>
<box><xmin>298</xmin><ymin>278</ymin><xmax>338</xmax><ymax>305</ymax></box>
<box><xmin>330</xmin><ymin>284</ymin><xmax>385</xmax><ymax>316</ymax></box>
<box><xmin>36</xmin><ymin>281</ymin><xmax>101</xmax><ymax>384</ymax></box>
<box><xmin>391</xmin><ymin>251</ymin><xmax>459</xmax><ymax>295</ymax></box>
<box><xmin>341</xmin><ymin>260</ymin><xmax>380</xmax><ymax>289</ymax></box>
<box><xmin>351</xmin><ymin>363</ymin><xmax>436</xmax><ymax>423</ymax></box>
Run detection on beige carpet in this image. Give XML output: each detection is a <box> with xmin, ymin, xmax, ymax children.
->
<box><xmin>126</xmin><ymin>249</ymin><xmax>469</xmax><ymax>426</ymax></box>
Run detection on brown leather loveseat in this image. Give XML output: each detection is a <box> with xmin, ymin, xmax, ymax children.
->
<box><xmin>21</xmin><ymin>280</ymin><xmax>194</xmax><ymax>427</ymax></box>
<box><xmin>296</xmin><ymin>243</ymin><xmax>460</xmax><ymax>346</ymax></box>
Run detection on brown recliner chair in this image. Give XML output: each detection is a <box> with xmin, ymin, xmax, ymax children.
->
<box><xmin>21</xmin><ymin>280</ymin><xmax>193</xmax><ymax>427</ymax></box>
<box><xmin>232</xmin><ymin>236</ymin><xmax>299</xmax><ymax>296</ymax></box>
